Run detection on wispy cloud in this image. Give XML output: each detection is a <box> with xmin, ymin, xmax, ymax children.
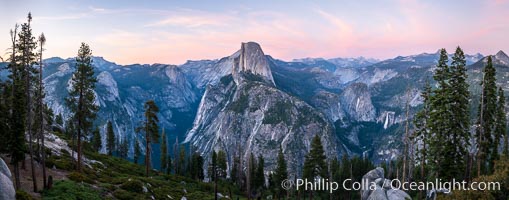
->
<box><xmin>145</xmin><ymin>15</ymin><xmax>232</xmax><ymax>28</ymax></box>
<box><xmin>3</xmin><ymin>1</ymin><xmax>507</xmax><ymax>65</ymax></box>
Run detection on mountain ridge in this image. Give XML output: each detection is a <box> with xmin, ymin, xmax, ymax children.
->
<box><xmin>27</xmin><ymin>43</ymin><xmax>506</xmax><ymax>171</ymax></box>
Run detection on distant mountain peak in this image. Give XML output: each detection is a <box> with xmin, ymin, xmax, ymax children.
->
<box><xmin>495</xmin><ymin>50</ymin><xmax>509</xmax><ymax>64</ymax></box>
<box><xmin>496</xmin><ymin>50</ymin><xmax>507</xmax><ymax>57</ymax></box>
<box><xmin>43</xmin><ymin>57</ymin><xmax>66</xmax><ymax>63</ymax></box>
<box><xmin>232</xmin><ymin>42</ymin><xmax>275</xmax><ymax>85</ymax></box>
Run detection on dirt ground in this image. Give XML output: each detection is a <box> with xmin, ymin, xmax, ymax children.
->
<box><xmin>1</xmin><ymin>154</ymin><xmax>69</xmax><ymax>199</ymax></box>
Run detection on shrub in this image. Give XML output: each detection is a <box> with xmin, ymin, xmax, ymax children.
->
<box><xmin>113</xmin><ymin>189</ymin><xmax>144</xmax><ymax>200</ymax></box>
<box><xmin>113</xmin><ymin>189</ymin><xmax>132</xmax><ymax>200</ymax></box>
<box><xmin>46</xmin><ymin>156</ymin><xmax>74</xmax><ymax>171</ymax></box>
<box><xmin>15</xmin><ymin>190</ymin><xmax>33</xmax><ymax>200</ymax></box>
<box><xmin>68</xmin><ymin>172</ymin><xmax>95</xmax><ymax>184</ymax></box>
<box><xmin>227</xmin><ymin>92</ymin><xmax>249</xmax><ymax>113</ymax></box>
<box><xmin>441</xmin><ymin>157</ymin><xmax>509</xmax><ymax>200</ymax></box>
<box><xmin>262</xmin><ymin>100</ymin><xmax>292</xmax><ymax>125</ymax></box>
<box><xmin>220</xmin><ymin>74</ymin><xmax>233</xmax><ymax>85</ymax></box>
<box><xmin>43</xmin><ymin>180</ymin><xmax>101</xmax><ymax>200</ymax></box>
<box><xmin>120</xmin><ymin>180</ymin><xmax>144</xmax><ymax>193</ymax></box>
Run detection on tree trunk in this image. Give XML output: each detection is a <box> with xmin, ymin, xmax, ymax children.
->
<box><xmin>9</xmin><ymin>25</ymin><xmax>21</xmax><ymax>190</ymax></box>
<box><xmin>145</xmin><ymin>122</ymin><xmax>150</xmax><ymax>177</ymax></box>
<box><xmin>13</xmin><ymin>162</ymin><xmax>21</xmax><ymax>189</ymax></box>
<box><xmin>40</xmin><ymin>45</ymin><xmax>47</xmax><ymax>189</ymax></box>
<box><xmin>26</xmin><ymin>60</ymin><xmax>38</xmax><ymax>192</ymax></box>
<box><xmin>77</xmin><ymin>126</ymin><xmax>81</xmax><ymax>172</ymax></box>
<box><xmin>77</xmin><ymin>76</ymin><xmax>84</xmax><ymax>172</ymax></box>
<box><xmin>214</xmin><ymin>167</ymin><xmax>218</xmax><ymax>200</ymax></box>
<box><xmin>420</xmin><ymin>139</ymin><xmax>426</xmax><ymax>200</ymax></box>
<box><xmin>402</xmin><ymin>100</ymin><xmax>409</xmax><ymax>183</ymax></box>
<box><xmin>478</xmin><ymin>73</ymin><xmax>486</xmax><ymax>177</ymax></box>
<box><xmin>71</xmin><ymin>131</ymin><xmax>75</xmax><ymax>166</ymax></box>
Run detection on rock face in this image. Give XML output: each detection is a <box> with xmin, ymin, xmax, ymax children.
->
<box><xmin>232</xmin><ymin>42</ymin><xmax>275</xmax><ymax>85</ymax></box>
<box><xmin>311</xmin><ymin>91</ymin><xmax>346</xmax><ymax>125</ymax></box>
<box><xmin>29</xmin><ymin>42</ymin><xmax>495</xmax><ymax>169</ymax></box>
<box><xmin>186</xmin><ymin>74</ymin><xmax>339</xmax><ymax>174</ymax></box>
<box><xmin>185</xmin><ymin>42</ymin><xmax>339</xmax><ymax>174</ymax></box>
<box><xmin>0</xmin><ymin>158</ymin><xmax>11</xmax><ymax>178</ymax></box>
<box><xmin>0</xmin><ymin>158</ymin><xmax>15</xmax><ymax>200</ymax></box>
<box><xmin>340</xmin><ymin>83</ymin><xmax>376</xmax><ymax>122</ymax></box>
<box><xmin>495</xmin><ymin>50</ymin><xmax>509</xmax><ymax>65</ymax></box>
<box><xmin>361</xmin><ymin>167</ymin><xmax>410</xmax><ymax>200</ymax></box>
<box><xmin>42</xmin><ymin>60</ymin><xmax>198</xmax><ymax>158</ymax></box>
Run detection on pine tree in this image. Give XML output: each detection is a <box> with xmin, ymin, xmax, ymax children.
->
<box><xmin>302</xmin><ymin>135</ymin><xmax>327</xmax><ymax>199</ymax></box>
<box><xmin>0</xmin><ymin>80</ymin><xmax>7</xmax><ymax>154</ymax></box>
<box><xmin>414</xmin><ymin>79</ymin><xmax>432</xmax><ymax>180</ymax></box>
<box><xmin>246</xmin><ymin>152</ymin><xmax>256</xmax><ymax>200</ymax></box>
<box><xmin>303</xmin><ymin>135</ymin><xmax>328</xmax><ymax>179</ymax></box>
<box><xmin>35</xmin><ymin>32</ymin><xmax>49</xmax><ymax>188</ymax></box>
<box><xmin>254</xmin><ymin>154</ymin><xmax>265</xmax><ymax>191</ymax></box>
<box><xmin>134</xmin><ymin>138</ymin><xmax>140</xmax><ymax>164</ymax></box>
<box><xmin>65</xmin><ymin>118</ymin><xmax>76</xmax><ymax>162</ymax></box>
<box><xmin>66</xmin><ymin>42</ymin><xmax>98</xmax><ymax>172</ymax></box>
<box><xmin>339</xmin><ymin>155</ymin><xmax>352</xmax><ymax>199</ymax></box>
<box><xmin>178</xmin><ymin>145</ymin><xmax>186</xmax><ymax>176</ymax></box>
<box><xmin>210</xmin><ymin>151</ymin><xmax>218</xmax><ymax>200</ymax></box>
<box><xmin>173</xmin><ymin>137</ymin><xmax>180</xmax><ymax>175</ymax></box>
<box><xmin>161</xmin><ymin>130</ymin><xmax>168</xmax><ymax>172</ymax></box>
<box><xmin>329</xmin><ymin>158</ymin><xmax>341</xmax><ymax>199</ymax></box>
<box><xmin>92</xmin><ymin>127</ymin><xmax>101</xmax><ymax>152</ymax></box>
<box><xmin>273</xmin><ymin>146</ymin><xmax>288</xmax><ymax>199</ymax></box>
<box><xmin>444</xmin><ymin>46</ymin><xmax>470</xmax><ymax>179</ymax></box>
<box><xmin>413</xmin><ymin>79</ymin><xmax>432</xmax><ymax>200</ymax></box>
<box><xmin>136</xmin><ymin>100</ymin><xmax>159</xmax><ymax>176</ymax></box>
<box><xmin>428</xmin><ymin>48</ymin><xmax>451</xmax><ymax>179</ymax></box>
<box><xmin>217</xmin><ymin>150</ymin><xmax>227</xmax><ymax>179</ymax></box>
<box><xmin>55</xmin><ymin>113</ymin><xmax>63</xmax><ymax>127</ymax></box>
<box><xmin>119</xmin><ymin>136</ymin><xmax>129</xmax><ymax>159</ymax></box>
<box><xmin>167</xmin><ymin>155</ymin><xmax>172</xmax><ymax>174</ymax></box>
<box><xmin>6</xmin><ymin>22</ymin><xmax>25</xmax><ymax>190</ymax></box>
<box><xmin>106</xmin><ymin>121</ymin><xmax>115</xmax><ymax>156</ymax></box>
<box><xmin>476</xmin><ymin>56</ymin><xmax>498</xmax><ymax>176</ymax></box>
<box><xmin>495</xmin><ymin>87</ymin><xmax>507</xmax><ymax>159</ymax></box>
<box><xmin>231</xmin><ymin>155</ymin><xmax>239</xmax><ymax>184</ymax></box>
<box><xmin>190</xmin><ymin>151</ymin><xmax>204</xmax><ymax>180</ymax></box>
<box><xmin>17</xmin><ymin>12</ymin><xmax>39</xmax><ymax>192</ymax></box>
<box><xmin>499</xmin><ymin>89</ymin><xmax>509</xmax><ymax>158</ymax></box>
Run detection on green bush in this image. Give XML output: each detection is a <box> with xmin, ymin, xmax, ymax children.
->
<box><xmin>68</xmin><ymin>172</ymin><xmax>95</xmax><ymax>184</ymax></box>
<box><xmin>120</xmin><ymin>179</ymin><xmax>144</xmax><ymax>193</ymax></box>
<box><xmin>97</xmin><ymin>183</ymin><xmax>116</xmax><ymax>191</ymax></box>
<box><xmin>46</xmin><ymin>156</ymin><xmax>74</xmax><ymax>171</ymax></box>
<box><xmin>15</xmin><ymin>190</ymin><xmax>33</xmax><ymax>200</ymax></box>
<box><xmin>43</xmin><ymin>180</ymin><xmax>101</xmax><ymax>200</ymax></box>
<box><xmin>113</xmin><ymin>189</ymin><xmax>145</xmax><ymax>200</ymax></box>
<box><xmin>220</xmin><ymin>74</ymin><xmax>233</xmax><ymax>85</ymax></box>
<box><xmin>263</xmin><ymin>100</ymin><xmax>293</xmax><ymax>125</ymax></box>
<box><xmin>227</xmin><ymin>92</ymin><xmax>249</xmax><ymax>113</ymax></box>
<box><xmin>113</xmin><ymin>189</ymin><xmax>132</xmax><ymax>200</ymax></box>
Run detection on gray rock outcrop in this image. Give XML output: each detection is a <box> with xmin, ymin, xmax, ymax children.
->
<box><xmin>232</xmin><ymin>42</ymin><xmax>275</xmax><ymax>85</ymax></box>
<box><xmin>0</xmin><ymin>158</ymin><xmax>15</xmax><ymax>200</ymax></box>
<box><xmin>340</xmin><ymin>83</ymin><xmax>376</xmax><ymax>122</ymax></box>
<box><xmin>361</xmin><ymin>167</ymin><xmax>410</xmax><ymax>200</ymax></box>
<box><xmin>185</xmin><ymin>42</ymin><xmax>340</xmax><ymax>175</ymax></box>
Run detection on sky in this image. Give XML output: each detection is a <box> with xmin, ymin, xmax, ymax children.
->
<box><xmin>0</xmin><ymin>0</ymin><xmax>508</xmax><ymax>65</ymax></box>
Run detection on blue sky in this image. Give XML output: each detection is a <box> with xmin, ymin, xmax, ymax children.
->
<box><xmin>0</xmin><ymin>0</ymin><xmax>508</xmax><ymax>65</ymax></box>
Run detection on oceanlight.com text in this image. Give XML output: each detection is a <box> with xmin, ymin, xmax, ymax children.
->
<box><xmin>280</xmin><ymin>178</ymin><xmax>500</xmax><ymax>193</ymax></box>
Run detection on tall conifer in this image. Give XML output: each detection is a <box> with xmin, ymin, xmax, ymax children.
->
<box><xmin>136</xmin><ymin>100</ymin><xmax>159</xmax><ymax>176</ymax></box>
<box><xmin>475</xmin><ymin>56</ymin><xmax>497</xmax><ymax>176</ymax></box>
<box><xmin>66</xmin><ymin>42</ymin><xmax>98</xmax><ymax>172</ymax></box>
<box><xmin>106</xmin><ymin>121</ymin><xmax>115</xmax><ymax>155</ymax></box>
